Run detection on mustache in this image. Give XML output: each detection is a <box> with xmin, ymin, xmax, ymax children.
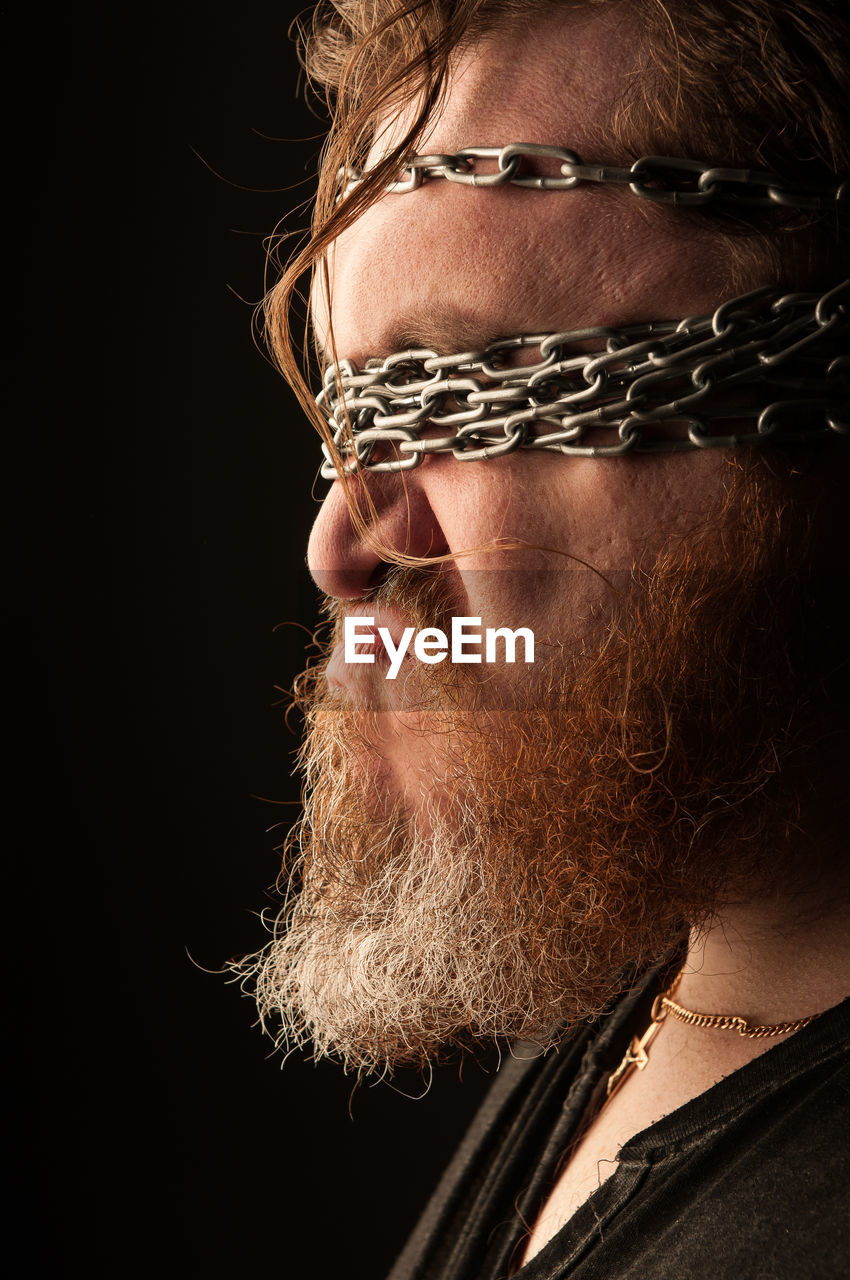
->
<box><xmin>321</xmin><ymin>563</ymin><xmax>459</xmax><ymax>639</ymax></box>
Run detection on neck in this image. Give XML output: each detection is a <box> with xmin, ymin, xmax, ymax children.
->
<box><xmin>678</xmin><ymin>871</ymin><xmax>850</xmax><ymax>1025</ymax></box>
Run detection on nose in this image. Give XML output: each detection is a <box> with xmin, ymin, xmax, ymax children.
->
<box><xmin>307</xmin><ymin>471</ymin><xmax>449</xmax><ymax>599</ymax></box>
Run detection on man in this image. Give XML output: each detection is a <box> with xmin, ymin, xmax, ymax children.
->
<box><xmin>237</xmin><ymin>1</ymin><xmax>849</xmax><ymax>1274</ymax></box>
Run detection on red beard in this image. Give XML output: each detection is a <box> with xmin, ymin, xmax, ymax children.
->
<box><xmin>238</xmin><ymin>454</ymin><xmax>840</xmax><ymax>1075</ymax></box>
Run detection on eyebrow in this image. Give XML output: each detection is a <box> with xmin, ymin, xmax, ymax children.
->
<box><xmin>313</xmin><ymin>302</ymin><xmax>507</xmax><ymax>365</ymax></box>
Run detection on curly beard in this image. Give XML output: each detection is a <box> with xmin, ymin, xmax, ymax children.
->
<box><xmin>235</xmin><ymin>456</ymin><xmax>828</xmax><ymax>1076</ymax></box>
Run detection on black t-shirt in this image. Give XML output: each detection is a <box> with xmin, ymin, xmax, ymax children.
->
<box><xmin>387</xmin><ymin>974</ymin><xmax>850</xmax><ymax>1280</ymax></box>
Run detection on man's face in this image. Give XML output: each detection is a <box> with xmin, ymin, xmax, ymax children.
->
<box><xmin>309</xmin><ymin>6</ymin><xmax>747</xmax><ymax>777</ymax></box>
<box><xmin>250</xmin><ymin>6</ymin><xmax>803</xmax><ymax>1073</ymax></box>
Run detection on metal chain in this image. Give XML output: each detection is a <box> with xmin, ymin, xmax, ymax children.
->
<box><xmin>605</xmin><ymin>974</ymin><xmax>815</xmax><ymax>1107</ymax></box>
<box><xmin>338</xmin><ymin>143</ymin><xmax>850</xmax><ymax>218</ymax></box>
<box><xmin>657</xmin><ymin>995</ymin><xmax>815</xmax><ymax>1039</ymax></box>
<box><xmin>316</xmin><ymin>281</ymin><xmax>849</xmax><ymax>476</ymax></box>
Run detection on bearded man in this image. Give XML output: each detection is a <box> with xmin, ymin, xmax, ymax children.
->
<box><xmin>236</xmin><ymin>1</ymin><xmax>850</xmax><ymax>1275</ymax></box>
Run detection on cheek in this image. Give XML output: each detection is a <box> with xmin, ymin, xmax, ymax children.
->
<box><xmin>430</xmin><ymin>448</ymin><xmax>728</xmax><ymax>582</ymax></box>
<box><xmin>557</xmin><ymin>451</ymin><xmax>732</xmax><ymax>572</ymax></box>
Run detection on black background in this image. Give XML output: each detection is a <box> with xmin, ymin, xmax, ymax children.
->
<box><xmin>19</xmin><ymin>4</ymin><xmax>494</xmax><ymax>1275</ymax></box>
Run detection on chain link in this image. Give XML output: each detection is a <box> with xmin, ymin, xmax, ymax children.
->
<box><xmin>316</xmin><ymin>282</ymin><xmax>849</xmax><ymax>476</ymax></box>
<box><xmin>338</xmin><ymin>143</ymin><xmax>850</xmax><ymax>217</ymax></box>
<box><xmin>323</xmin><ymin>144</ymin><xmax>847</xmax><ymax>474</ymax></box>
<box><xmin>658</xmin><ymin>995</ymin><xmax>815</xmax><ymax>1039</ymax></box>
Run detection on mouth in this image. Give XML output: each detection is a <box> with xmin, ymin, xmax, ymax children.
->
<box><xmin>326</xmin><ymin>603</ymin><xmax>416</xmax><ymax>691</ymax></box>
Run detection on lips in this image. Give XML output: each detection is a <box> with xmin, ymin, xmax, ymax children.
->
<box><xmin>326</xmin><ymin>603</ymin><xmax>415</xmax><ymax>691</ymax></box>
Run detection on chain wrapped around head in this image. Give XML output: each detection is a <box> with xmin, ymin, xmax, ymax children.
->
<box><xmin>316</xmin><ymin>281</ymin><xmax>849</xmax><ymax>476</ymax></box>
<box><xmin>337</xmin><ymin>143</ymin><xmax>850</xmax><ymax>217</ymax></box>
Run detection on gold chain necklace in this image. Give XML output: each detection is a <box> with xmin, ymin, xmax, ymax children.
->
<box><xmin>659</xmin><ymin>993</ymin><xmax>816</xmax><ymax>1039</ymax></box>
<box><xmin>605</xmin><ymin>975</ymin><xmax>816</xmax><ymax>1104</ymax></box>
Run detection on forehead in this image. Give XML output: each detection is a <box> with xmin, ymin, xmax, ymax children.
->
<box><xmin>363</xmin><ymin>3</ymin><xmax>637</xmax><ymax>165</ymax></box>
<box><xmin>415</xmin><ymin>3</ymin><xmax>635</xmax><ymax>159</ymax></box>
<box><xmin>312</xmin><ymin>3</ymin><xmax>736</xmax><ymax>365</ymax></box>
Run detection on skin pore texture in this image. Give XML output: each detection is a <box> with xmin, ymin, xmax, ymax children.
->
<box><xmin>245</xmin><ymin>2</ymin><xmax>850</xmax><ymax>1266</ymax></box>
